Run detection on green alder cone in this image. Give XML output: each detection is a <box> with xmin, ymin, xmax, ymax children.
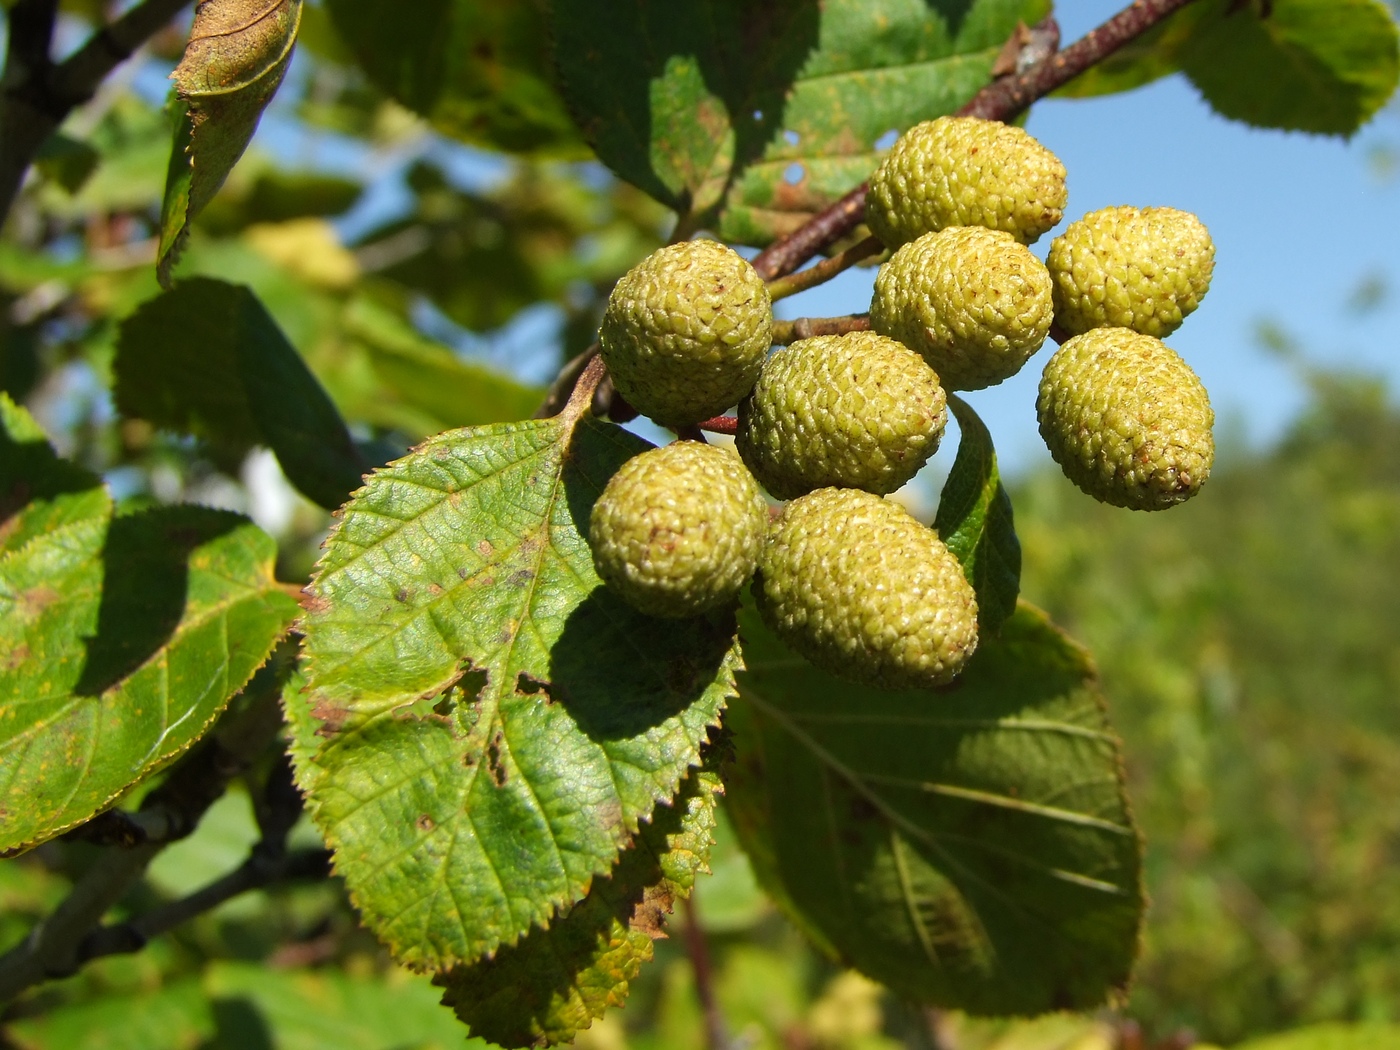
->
<box><xmin>1048</xmin><ymin>205</ymin><xmax>1215</xmax><ymax>337</ymax></box>
<box><xmin>865</xmin><ymin>116</ymin><xmax>1067</xmax><ymax>248</ymax></box>
<box><xmin>599</xmin><ymin>239</ymin><xmax>772</xmax><ymax>427</ymax></box>
<box><xmin>870</xmin><ymin>226</ymin><xmax>1054</xmax><ymax>390</ymax></box>
<box><xmin>590</xmin><ymin>440</ymin><xmax>768</xmax><ymax>617</ymax></box>
<box><xmin>754</xmin><ymin>488</ymin><xmax>978</xmax><ymax>689</ymax></box>
<box><xmin>1037</xmin><ymin>328</ymin><xmax>1215</xmax><ymax>511</ymax></box>
<box><xmin>735</xmin><ymin>331</ymin><xmax>947</xmax><ymax>499</ymax></box>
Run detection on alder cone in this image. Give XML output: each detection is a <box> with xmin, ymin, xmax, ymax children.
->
<box><xmin>1037</xmin><ymin>328</ymin><xmax>1214</xmax><ymax>511</ymax></box>
<box><xmin>590</xmin><ymin>441</ymin><xmax>768</xmax><ymax>617</ymax></box>
<box><xmin>736</xmin><ymin>331</ymin><xmax>947</xmax><ymax>499</ymax></box>
<box><xmin>755</xmin><ymin>488</ymin><xmax>978</xmax><ymax>689</ymax></box>
<box><xmin>865</xmin><ymin>116</ymin><xmax>1067</xmax><ymax>248</ymax></box>
<box><xmin>1048</xmin><ymin>205</ymin><xmax>1215</xmax><ymax>338</ymax></box>
<box><xmin>599</xmin><ymin>240</ymin><xmax>771</xmax><ymax>427</ymax></box>
<box><xmin>870</xmin><ymin>226</ymin><xmax>1053</xmax><ymax>391</ymax></box>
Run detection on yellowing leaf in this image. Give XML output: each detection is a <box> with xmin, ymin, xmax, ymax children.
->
<box><xmin>158</xmin><ymin>0</ymin><xmax>304</xmax><ymax>285</ymax></box>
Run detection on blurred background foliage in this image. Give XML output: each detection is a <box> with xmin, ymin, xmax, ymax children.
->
<box><xmin>4</xmin><ymin>1</ymin><xmax>1400</xmax><ymax>1048</ymax></box>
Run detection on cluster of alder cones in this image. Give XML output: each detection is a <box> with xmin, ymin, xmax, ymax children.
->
<box><xmin>587</xmin><ymin>115</ymin><xmax>1216</xmax><ymax>690</ymax></box>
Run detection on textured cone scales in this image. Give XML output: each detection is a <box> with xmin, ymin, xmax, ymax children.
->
<box><xmin>599</xmin><ymin>240</ymin><xmax>771</xmax><ymax>427</ymax></box>
<box><xmin>1037</xmin><ymin>328</ymin><xmax>1215</xmax><ymax>511</ymax></box>
<box><xmin>870</xmin><ymin>227</ymin><xmax>1053</xmax><ymax>391</ymax></box>
<box><xmin>865</xmin><ymin>116</ymin><xmax>1067</xmax><ymax>248</ymax></box>
<box><xmin>755</xmin><ymin>488</ymin><xmax>978</xmax><ymax>689</ymax></box>
<box><xmin>736</xmin><ymin>331</ymin><xmax>947</xmax><ymax>499</ymax></box>
<box><xmin>590</xmin><ymin>441</ymin><xmax>768</xmax><ymax>617</ymax></box>
<box><xmin>1048</xmin><ymin>205</ymin><xmax>1215</xmax><ymax>338</ymax></box>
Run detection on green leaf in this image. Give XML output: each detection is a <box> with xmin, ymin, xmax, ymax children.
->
<box><xmin>115</xmin><ymin>277</ymin><xmax>366</xmax><ymax>510</ymax></box>
<box><xmin>333</xmin><ymin>296</ymin><xmax>544</xmax><ymax>435</ymax></box>
<box><xmin>0</xmin><ymin>403</ymin><xmax>299</xmax><ymax>853</ymax></box>
<box><xmin>436</xmin><ymin>765</ymin><xmax>721</xmax><ymax>1047</ymax></box>
<box><xmin>933</xmin><ymin>394</ymin><xmax>1021</xmax><ymax>635</ymax></box>
<box><xmin>294</xmin><ymin>412</ymin><xmax>739</xmax><ymax>970</ymax></box>
<box><xmin>549</xmin><ymin>0</ymin><xmax>1048</xmax><ymax>243</ymax></box>
<box><xmin>724</xmin><ymin>599</ymin><xmax>1143</xmax><ymax>1015</ymax></box>
<box><xmin>2</xmin><ymin>979</ymin><xmax>215</xmax><ymax>1050</ymax></box>
<box><xmin>203</xmin><ymin>962</ymin><xmax>477</xmax><ymax>1050</ymax></box>
<box><xmin>1179</xmin><ymin>0</ymin><xmax>1400</xmax><ymax>136</ymax></box>
<box><xmin>0</xmin><ymin>394</ymin><xmax>108</xmax><ymax>557</ymax></box>
<box><xmin>1059</xmin><ymin>0</ymin><xmax>1400</xmax><ymax>134</ymax></box>
<box><xmin>1234</xmin><ymin>1024</ymin><xmax>1400</xmax><ymax>1050</ymax></box>
<box><xmin>324</xmin><ymin>0</ymin><xmax>581</xmax><ymax>155</ymax></box>
<box><xmin>33</xmin><ymin>132</ymin><xmax>100</xmax><ymax>195</ymax></box>
<box><xmin>159</xmin><ymin>0</ymin><xmax>304</xmax><ymax>285</ymax></box>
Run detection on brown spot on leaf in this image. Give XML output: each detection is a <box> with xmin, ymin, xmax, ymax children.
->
<box><xmin>594</xmin><ymin>796</ymin><xmax>624</xmax><ymax>835</ymax></box>
<box><xmin>311</xmin><ymin>699</ymin><xmax>351</xmax><ymax>738</ymax></box>
<box><xmin>486</xmin><ymin>731</ymin><xmax>508</xmax><ymax>787</ymax></box>
<box><xmin>18</xmin><ymin>585</ymin><xmax>60</xmax><ymax>618</ymax></box>
<box><xmin>300</xmin><ymin>591</ymin><xmax>331</xmax><ymax>615</ymax></box>
<box><xmin>6</xmin><ymin>643</ymin><xmax>30</xmax><ymax>671</ymax></box>
<box><xmin>394</xmin><ymin>586</ymin><xmax>410</xmax><ymax>603</ymax></box>
<box><xmin>477</xmin><ymin>540</ymin><xmax>494</xmax><ymax>557</ymax></box>
<box><xmin>631</xmin><ymin>883</ymin><xmax>677</xmax><ymax>940</ymax></box>
<box><xmin>416</xmin><ymin>814</ymin><xmax>435</xmax><ymax>832</ymax></box>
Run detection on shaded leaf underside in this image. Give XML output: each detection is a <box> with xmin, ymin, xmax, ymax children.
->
<box><xmin>934</xmin><ymin>393</ymin><xmax>1021</xmax><ymax>636</ymax></box>
<box><xmin>725</xmin><ymin>599</ymin><xmax>1143</xmax><ymax>1015</ymax></box>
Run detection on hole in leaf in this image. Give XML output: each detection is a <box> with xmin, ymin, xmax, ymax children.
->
<box><xmin>874</xmin><ymin>128</ymin><xmax>899</xmax><ymax>151</ymax></box>
<box><xmin>753</xmin><ymin>108</ymin><xmax>764</xmax><ymax>121</ymax></box>
<box><xmin>783</xmin><ymin>129</ymin><xmax>800</xmax><ymax>146</ymax></box>
<box><xmin>783</xmin><ymin>162</ymin><xmax>805</xmax><ymax>185</ymax></box>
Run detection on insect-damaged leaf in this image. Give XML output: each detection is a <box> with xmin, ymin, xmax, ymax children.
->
<box><xmin>548</xmin><ymin>0</ymin><xmax>1048</xmax><ymax>243</ymax></box>
<box><xmin>0</xmin><ymin>397</ymin><xmax>298</xmax><ymax>854</ymax></box>
<box><xmin>294</xmin><ymin>409</ymin><xmax>738</xmax><ymax>970</ymax></box>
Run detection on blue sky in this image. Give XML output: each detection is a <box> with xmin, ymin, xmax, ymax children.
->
<box><xmin>778</xmin><ymin>2</ymin><xmax>1400</xmax><ymax>475</ymax></box>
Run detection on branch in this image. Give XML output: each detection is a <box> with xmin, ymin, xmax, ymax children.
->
<box><xmin>0</xmin><ymin>652</ymin><xmax>293</xmax><ymax>1004</ymax></box>
<box><xmin>50</xmin><ymin>0</ymin><xmax>194</xmax><ymax>109</ymax></box>
<box><xmin>765</xmin><ymin>234</ymin><xmax>884</xmax><ymax>302</ymax></box>
<box><xmin>771</xmin><ymin>313</ymin><xmax>870</xmax><ymax>346</ymax></box>
<box><xmin>681</xmin><ymin>895</ymin><xmax>730</xmax><ymax>1050</ymax></box>
<box><xmin>0</xmin><ymin>0</ymin><xmax>193</xmax><ymax>224</ymax></box>
<box><xmin>751</xmin><ymin>0</ymin><xmax>1204</xmax><ymax>280</ymax></box>
<box><xmin>76</xmin><ymin>756</ymin><xmax>329</xmax><ymax>966</ymax></box>
<box><xmin>2</xmin><ymin>1</ymin><xmax>59</xmax><ymax>93</ymax></box>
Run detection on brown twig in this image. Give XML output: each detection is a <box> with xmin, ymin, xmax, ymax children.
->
<box><xmin>682</xmin><ymin>895</ymin><xmax>729</xmax><ymax>1050</ymax></box>
<box><xmin>0</xmin><ymin>652</ymin><xmax>294</xmax><ymax>1002</ymax></box>
<box><xmin>765</xmin><ymin>234</ymin><xmax>884</xmax><ymax>302</ymax></box>
<box><xmin>750</xmin><ymin>0</ymin><xmax>1204</xmax><ymax>281</ymax></box>
<box><xmin>771</xmin><ymin>313</ymin><xmax>870</xmax><ymax>346</ymax></box>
